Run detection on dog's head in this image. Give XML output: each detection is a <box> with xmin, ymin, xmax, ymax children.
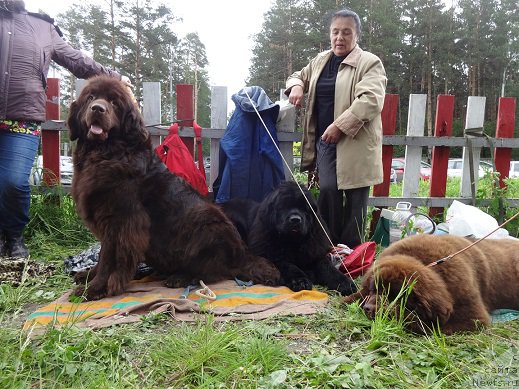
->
<box><xmin>67</xmin><ymin>75</ymin><xmax>148</xmax><ymax>146</ymax></box>
<box><xmin>261</xmin><ymin>181</ymin><xmax>320</xmax><ymax>240</ymax></box>
<box><xmin>351</xmin><ymin>255</ymin><xmax>454</xmax><ymax>332</ymax></box>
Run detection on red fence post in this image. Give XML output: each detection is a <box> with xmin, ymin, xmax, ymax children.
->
<box><xmin>369</xmin><ymin>94</ymin><xmax>399</xmax><ymax>236</ymax></box>
<box><xmin>42</xmin><ymin>78</ymin><xmax>60</xmax><ymax>186</ymax></box>
<box><xmin>176</xmin><ymin>84</ymin><xmax>195</xmax><ymax>156</ymax></box>
<box><xmin>429</xmin><ymin>95</ymin><xmax>455</xmax><ymax>218</ymax></box>
<box><xmin>494</xmin><ymin>97</ymin><xmax>516</xmax><ymax>188</ymax></box>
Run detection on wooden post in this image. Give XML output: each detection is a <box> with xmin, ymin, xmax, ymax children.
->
<box><xmin>142</xmin><ymin>82</ymin><xmax>162</xmax><ymax>148</ymax></box>
<box><xmin>176</xmin><ymin>84</ymin><xmax>194</xmax><ymax>154</ymax></box>
<box><xmin>374</xmin><ymin>94</ymin><xmax>399</xmax><ymax>196</ymax></box>
<box><xmin>402</xmin><ymin>94</ymin><xmax>427</xmax><ymax>200</ymax></box>
<box><xmin>42</xmin><ymin>78</ymin><xmax>60</xmax><ymax>186</ymax></box>
<box><xmin>277</xmin><ymin>102</ymin><xmax>296</xmax><ymax>181</ymax></box>
<box><xmin>210</xmin><ymin>86</ymin><xmax>227</xmax><ymax>191</ymax></box>
<box><xmin>460</xmin><ymin>96</ymin><xmax>486</xmax><ymax>197</ymax></box>
<box><xmin>370</xmin><ymin>94</ymin><xmax>399</xmax><ymax>237</ymax></box>
<box><xmin>429</xmin><ymin>95</ymin><xmax>455</xmax><ymax>217</ymax></box>
<box><xmin>494</xmin><ymin>97</ymin><xmax>516</xmax><ymax>187</ymax></box>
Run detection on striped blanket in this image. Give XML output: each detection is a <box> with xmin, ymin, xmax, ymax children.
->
<box><xmin>23</xmin><ymin>279</ymin><xmax>329</xmax><ymax>332</ymax></box>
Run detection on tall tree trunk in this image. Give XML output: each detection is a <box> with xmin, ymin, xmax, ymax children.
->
<box><xmin>110</xmin><ymin>0</ymin><xmax>116</xmax><ymax>68</ymax></box>
<box><xmin>135</xmin><ymin>0</ymin><xmax>141</xmax><ymax>91</ymax></box>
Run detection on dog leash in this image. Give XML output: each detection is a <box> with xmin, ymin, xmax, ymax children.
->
<box><xmin>308</xmin><ymin>141</ymin><xmax>330</xmax><ymax>191</ymax></box>
<box><xmin>180</xmin><ymin>280</ymin><xmax>217</xmax><ymax>300</ymax></box>
<box><xmin>427</xmin><ymin>208</ymin><xmax>519</xmax><ymax>267</ymax></box>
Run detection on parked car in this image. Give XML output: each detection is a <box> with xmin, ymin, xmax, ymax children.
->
<box><xmin>509</xmin><ymin>161</ymin><xmax>519</xmax><ymax>178</ymax></box>
<box><xmin>390</xmin><ymin>167</ymin><xmax>397</xmax><ymax>183</ymax></box>
<box><xmin>204</xmin><ymin>157</ymin><xmax>211</xmax><ymax>170</ymax></box>
<box><xmin>391</xmin><ymin>158</ymin><xmax>431</xmax><ymax>182</ymax></box>
<box><xmin>30</xmin><ymin>155</ymin><xmax>74</xmax><ymax>185</ymax></box>
<box><xmin>447</xmin><ymin>158</ymin><xmax>493</xmax><ymax>178</ymax></box>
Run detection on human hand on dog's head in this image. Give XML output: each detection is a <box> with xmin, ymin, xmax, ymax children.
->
<box><xmin>121</xmin><ymin>75</ymin><xmax>133</xmax><ymax>89</ymax></box>
<box><xmin>120</xmin><ymin>75</ymin><xmax>138</xmax><ymax>107</ymax></box>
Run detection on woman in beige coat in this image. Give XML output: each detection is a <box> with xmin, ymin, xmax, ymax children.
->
<box><xmin>285</xmin><ymin>8</ymin><xmax>387</xmax><ymax>247</ymax></box>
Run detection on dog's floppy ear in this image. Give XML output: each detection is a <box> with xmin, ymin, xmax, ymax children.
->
<box><xmin>121</xmin><ymin>101</ymin><xmax>150</xmax><ymax>146</ymax></box>
<box><xmin>406</xmin><ymin>270</ymin><xmax>454</xmax><ymax>326</ymax></box>
<box><xmin>67</xmin><ymin>100</ymin><xmax>82</xmax><ymax>141</ymax></box>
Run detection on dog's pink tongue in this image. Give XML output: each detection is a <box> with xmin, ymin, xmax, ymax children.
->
<box><xmin>90</xmin><ymin>125</ymin><xmax>104</xmax><ymax>135</ymax></box>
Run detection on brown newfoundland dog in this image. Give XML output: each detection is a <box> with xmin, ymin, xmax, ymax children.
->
<box><xmin>344</xmin><ymin>234</ymin><xmax>519</xmax><ymax>334</ymax></box>
<box><xmin>221</xmin><ymin>181</ymin><xmax>357</xmax><ymax>296</ymax></box>
<box><xmin>67</xmin><ymin>75</ymin><xmax>280</xmax><ymax>300</ymax></box>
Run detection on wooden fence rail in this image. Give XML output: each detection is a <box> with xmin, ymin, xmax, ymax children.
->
<box><xmin>38</xmin><ymin>79</ymin><xmax>519</xmax><ymax>217</ymax></box>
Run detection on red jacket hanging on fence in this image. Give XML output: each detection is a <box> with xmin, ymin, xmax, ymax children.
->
<box><xmin>155</xmin><ymin>122</ymin><xmax>208</xmax><ymax>196</ymax></box>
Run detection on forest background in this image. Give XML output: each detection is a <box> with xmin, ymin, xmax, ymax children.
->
<box><xmin>45</xmin><ymin>0</ymin><xmax>518</xmax><ymax>157</ymax></box>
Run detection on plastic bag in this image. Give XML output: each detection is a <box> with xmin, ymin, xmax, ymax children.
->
<box><xmin>445</xmin><ymin>200</ymin><xmax>510</xmax><ymax>239</ymax></box>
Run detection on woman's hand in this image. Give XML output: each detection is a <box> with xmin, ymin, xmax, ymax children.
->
<box><xmin>288</xmin><ymin>85</ymin><xmax>304</xmax><ymax>107</ymax></box>
<box><xmin>321</xmin><ymin>123</ymin><xmax>343</xmax><ymax>144</ymax></box>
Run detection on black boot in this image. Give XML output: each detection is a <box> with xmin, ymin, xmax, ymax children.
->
<box><xmin>6</xmin><ymin>233</ymin><xmax>29</xmax><ymax>258</ymax></box>
<box><xmin>0</xmin><ymin>231</ymin><xmax>7</xmax><ymax>257</ymax></box>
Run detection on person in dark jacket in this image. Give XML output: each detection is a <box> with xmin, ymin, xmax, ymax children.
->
<box><xmin>0</xmin><ymin>0</ymin><xmax>128</xmax><ymax>258</ymax></box>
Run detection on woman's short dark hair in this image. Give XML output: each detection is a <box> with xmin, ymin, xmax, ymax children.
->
<box><xmin>331</xmin><ymin>9</ymin><xmax>362</xmax><ymax>38</ymax></box>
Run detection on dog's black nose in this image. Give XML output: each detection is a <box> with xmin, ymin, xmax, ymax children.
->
<box><xmin>288</xmin><ymin>214</ymin><xmax>302</xmax><ymax>225</ymax></box>
<box><xmin>91</xmin><ymin>102</ymin><xmax>107</xmax><ymax>113</ymax></box>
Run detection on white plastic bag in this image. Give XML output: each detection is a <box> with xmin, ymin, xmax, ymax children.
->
<box><xmin>445</xmin><ymin>200</ymin><xmax>510</xmax><ymax>239</ymax></box>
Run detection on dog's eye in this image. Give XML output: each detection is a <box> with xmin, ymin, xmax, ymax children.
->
<box><xmin>87</xmin><ymin>95</ymin><xmax>95</xmax><ymax>102</ymax></box>
<box><xmin>110</xmin><ymin>101</ymin><xmax>118</xmax><ymax>109</ymax></box>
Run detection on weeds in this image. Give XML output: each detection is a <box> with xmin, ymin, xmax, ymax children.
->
<box><xmin>0</xmin><ymin>184</ymin><xmax>518</xmax><ymax>387</ymax></box>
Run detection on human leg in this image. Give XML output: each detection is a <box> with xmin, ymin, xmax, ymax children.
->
<box><xmin>315</xmin><ymin>140</ymin><xmax>344</xmax><ymax>244</ymax></box>
<box><xmin>340</xmin><ymin>186</ymin><xmax>370</xmax><ymax>248</ymax></box>
<box><xmin>0</xmin><ymin>131</ymin><xmax>40</xmax><ymax>257</ymax></box>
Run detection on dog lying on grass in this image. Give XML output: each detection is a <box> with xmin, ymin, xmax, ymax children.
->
<box><xmin>343</xmin><ymin>234</ymin><xmax>519</xmax><ymax>334</ymax></box>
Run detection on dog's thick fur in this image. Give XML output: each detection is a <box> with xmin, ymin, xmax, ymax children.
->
<box><xmin>67</xmin><ymin>75</ymin><xmax>280</xmax><ymax>300</ymax></box>
<box><xmin>222</xmin><ymin>181</ymin><xmax>357</xmax><ymax>296</ymax></box>
<box><xmin>344</xmin><ymin>234</ymin><xmax>519</xmax><ymax>334</ymax></box>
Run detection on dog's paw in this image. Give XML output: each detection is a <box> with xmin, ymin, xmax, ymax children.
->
<box><xmin>164</xmin><ymin>274</ymin><xmax>194</xmax><ymax>288</ymax></box>
<box><xmin>73</xmin><ymin>268</ymin><xmax>97</xmax><ymax>285</ymax></box>
<box><xmin>287</xmin><ymin>277</ymin><xmax>313</xmax><ymax>292</ymax></box>
<box><xmin>250</xmin><ymin>267</ymin><xmax>282</xmax><ymax>287</ymax></box>
<box><xmin>70</xmin><ymin>284</ymin><xmax>107</xmax><ymax>301</ymax></box>
<box><xmin>336</xmin><ymin>281</ymin><xmax>358</xmax><ymax>296</ymax></box>
<box><xmin>70</xmin><ymin>285</ymin><xmax>87</xmax><ymax>301</ymax></box>
<box><xmin>73</xmin><ymin>270</ymin><xmax>88</xmax><ymax>285</ymax></box>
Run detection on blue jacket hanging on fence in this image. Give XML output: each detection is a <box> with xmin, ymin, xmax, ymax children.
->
<box><xmin>214</xmin><ymin>86</ymin><xmax>285</xmax><ymax>203</ymax></box>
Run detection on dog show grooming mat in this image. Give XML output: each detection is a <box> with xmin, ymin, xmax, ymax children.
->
<box><xmin>23</xmin><ymin>279</ymin><xmax>328</xmax><ymax>332</ymax></box>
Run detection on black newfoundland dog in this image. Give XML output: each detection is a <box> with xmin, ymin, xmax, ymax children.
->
<box><xmin>67</xmin><ymin>75</ymin><xmax>280</xmax><ymax>300</ymax></box>
<box><xmin>221</xmin><ymin>181</ymin><xmax>357</xmax><ymax>296</ymax></box>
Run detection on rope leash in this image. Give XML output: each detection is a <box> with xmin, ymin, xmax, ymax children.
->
<box><xmin>427</xmin><ymin>208</ymin><xmax>519</xmax><ymax>267</ymax></box>
<box><xmin>242</xmin><ymin>89</ymin><xmax>354</xmax><ymax>281</ymax></box>
<box><xmin>180</xmin><ymin>280</ymin><xmax>217</xmax><ymax>300</ymax></box>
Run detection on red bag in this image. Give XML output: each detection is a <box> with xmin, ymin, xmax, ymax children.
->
<box><xmin>154</xmin><ymin>122</ymin><xmax>208</xmax><ymax>196</ymax></box>
<box><xmin>329</xmin><ymin>241</ymin><xmax>376</xmax><ymax>278</ymax></box>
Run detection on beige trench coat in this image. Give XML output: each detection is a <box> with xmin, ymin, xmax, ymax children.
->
<box><xmin>285</xmin><ymin>45</ymin><xmax>387</xmax><ymax>190</ymax></box>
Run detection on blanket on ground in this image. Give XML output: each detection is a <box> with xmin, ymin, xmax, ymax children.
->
<box><xmin>23</xmin><ymin>279</ymin><xmax>328</xmax><ymax>332</ymax></box>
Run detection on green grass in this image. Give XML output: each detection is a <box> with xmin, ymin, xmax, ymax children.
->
<box><xmin>1</xmin><ymin>183</ymin><xmax>518</xmax><ymax>387</ymax></box>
